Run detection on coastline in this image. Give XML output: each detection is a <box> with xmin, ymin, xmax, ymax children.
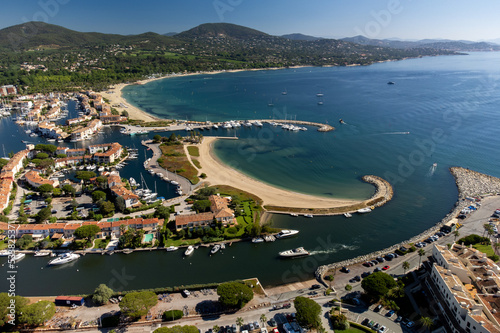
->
<box><xmin>198</xmin><ymin>136</ymin><xmax>392</xmax><ymax>210</ymax></box>
<box><xmin>100</xmin><ymin>66</ymin><xmax>311</xmax><ymax>122</ymax></box>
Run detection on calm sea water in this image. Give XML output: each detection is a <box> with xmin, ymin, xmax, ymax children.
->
<box><xmin>2</xmin><ymin>52</ymin><xmax>500</xmax><ymax>296</ymax></box>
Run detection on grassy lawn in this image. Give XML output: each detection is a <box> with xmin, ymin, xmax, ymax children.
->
<box><xmin>0</xmin><ymin>241</ymin><xmax>8</xmax><ymax>250</ymax></box>
<box><xmin>187</xmin><ymin>146</ymin><xmax>200</xmax><ymax>157</ymax></box>
<box><xmin>94</xmin><ymin>239</ymin><xmax>110</xmax><ymax>249</ymax></box>
<box><xmin>473</xmin><ymin>244</ymin><xmax>496</xmax><ymax>258</ymax></box>
<box><xmin>191</xmin><ymin>158</ymin><xmax>201</xmax><ymax>169</ymax></box>
<box><xmin>158</xmin><ymin>143</ymin><xmax>199</xmax><ymax>184</ymax></box>
<box><xmin>335</xmin><ymin>327</ymin><xmax>369</xmax><ymax>333</ymax></box>
<box><xmin>165</xmin><ymin>237</ymin><xmax>201</xmax><ymax>247</ymax></box>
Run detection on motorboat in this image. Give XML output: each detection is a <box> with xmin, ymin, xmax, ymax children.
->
<box><xmin>304</xmin><ymin>214</ymin><xmax>313</xmax><ymax>218</ymax></box>
<box><xmin>34</xmin><ymin>251</ymin><xmax>51</xmax><ymax>257</ymax></box>
<box><xmin>279</xmin><ymin>247</ymin><xmax>310</xmax><ymax>258</ymax></box>
<box><xmin>0</xmin><ymin>250</ymin><xmax>9</xmax><ymax>256</ymax></box>
<box><xmin>166</xmin><ymin>246</ymin><xmax>179</xmax><ymax>252</ymax></box>
<box><xmin>48</xmin><ymin>252</ymin><xmax>80</xmax><ymax>265</ymax></box>
<box><xmin>387</xmin><ymin>81</ymin><xmax>395</xmax><ymax>85</ymax></box>
<box><xmin>357</xmin><ymin>207</ymin><xmax>372</xmax><ymax>214</ymax></box>
<box><xmin>344</xmin><ymin>213</ymin><xmax>352</xmax><ymax>218</ymax></box>
<box><xmin>210</xmin><ymin>244</ymin><xmax>221</xmax><ymax>255</ymax></box>
<box><xmin>252</xmin><ymin>237</ymin><xmax>264</xmax><ymax>243</ymax></box>
<box><xmin>170</xmin><ymin>180</ymin><xmax>179</xmax><ymax>186</ymax></box>
<box><xmin>276</xmin><ymin>229</ymin><xmax>299</xmax><ymax>239</ymax></box>
<box><xmin>290</xmin><ymin>213</ymin><xmax>298</xmax><ymax>217</ymax></box>
<box><xmin>184</xmin><ymin>246</ymin><xmax>194</xmax><ymax>256</ymax></box>
<box><xmin>13</xmin><ymin>253</ymin><xmax>26</xmax><ymax>262</ymax></box>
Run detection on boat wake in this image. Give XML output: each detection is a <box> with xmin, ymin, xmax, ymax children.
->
<box><xmin>309</xmin><ymin>244</ymin><xmax>359</xmax><ymax>255</ymax></box>
<box><xmin>378</xmin><ymin>131</ymin><xmax>410</xmax><ymax>135</ymax></box>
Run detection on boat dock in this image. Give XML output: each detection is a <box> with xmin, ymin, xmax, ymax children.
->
<box><xmin>256</xmin><ymin>119</ymin><xmax>334</xmax><ymax>132</ymax></box>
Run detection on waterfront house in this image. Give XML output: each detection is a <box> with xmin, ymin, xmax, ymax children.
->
<box><xmin>1</xmin><ymin>150</ymin><xmax>28</xmax><ymax>177</ymax></box>
<box><xmin>92</xmin><ymin>142</ymin><xmax>122</xmax><ymax>164</ymax></box>
<box><xmin>175</xmin><ymin>194</ymin><xmax>236</xmax><ymax>230</ymax></box>
<box><xmin>0</xmin><ymin>85</ymin><xmax>17</xmax><ymax>96</ymax></box>
<box><xmin>25</xmin><ymin>170</ymin><xmax>59</xmax><ymax>188</ymax></box>
<box><xmin>107</xmin><ymin>172</ymin><xmax>141</xmax><ymax>208</ymax></box>
<box><xmin>0</xmin><ymin>178</ymin><xmax>12</xmax><ymax>212</ymax></box>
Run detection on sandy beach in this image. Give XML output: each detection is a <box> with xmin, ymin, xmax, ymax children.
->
<box><xmin>198</xmin><ymin>136</ymin><xmax>363</xmax><ymax>209</ymax></box>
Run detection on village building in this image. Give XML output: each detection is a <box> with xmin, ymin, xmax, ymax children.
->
<box><xmin>175</xmin><ymin>194</ymin><xmax>236</xmax><ymax>230</ymax></box>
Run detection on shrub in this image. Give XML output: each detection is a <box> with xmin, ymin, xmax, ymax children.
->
<box><xmin>163</xmin><ymin>310</ymin><xmax>183</xmax><ymax>321</ymax></box>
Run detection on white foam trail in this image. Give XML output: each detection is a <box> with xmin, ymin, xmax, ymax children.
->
<box><xmin>309</xmin><ymin>244</ymin><xmax>359</xmax><ymax>255</ymax></box>
<box><xmin>427</xmin><ymin>164</ymin><xmax>437</xmax><ymax>177</ymax></box>
<box><xmin>379</xmin><ymin>131</ymin><xmax>410</xmax><ymax>135</ymax></box>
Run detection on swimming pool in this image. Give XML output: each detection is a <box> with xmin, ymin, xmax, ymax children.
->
<box><xmin>144</xmin><ymin>233</ymin><xmax>154</xmax><ymax>243</ymax></box>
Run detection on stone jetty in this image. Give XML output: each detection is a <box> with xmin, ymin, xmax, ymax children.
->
<box><xmin>315</xmin><ymin>167</ymin><xmax>500</xmax><ymax>282</ymax></box>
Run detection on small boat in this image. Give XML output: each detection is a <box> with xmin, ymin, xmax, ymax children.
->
<box><xmin>357</xmin><ymin>208</ymin><xmax>372</xmax><ymax>214</ymax></box>
<box><xmin>433</xmin><ymin>162</ymin><xmax>437</xmax><ymax>168</ymax></box>
<box><xmin>210</xmin><ymin>244</ymin><xmax>221</xmax><ymax>255</ymax></box>
<box><xmin>166</xmin><ymin>246</ymin><xmax>179</xmax><ymax>252</ymax></box>
<box><xmin>34</xmin><ymin>251</ymin><xmax>50</xmax><ymax>257</ymax></box>
<box><xmin>213</xmin><ymin>124</ymin><xmax>219</xmax><ymax>129</ymax></box>
<box><xmin>13</xmin><ymin>253</ymin><xmax>26</xmax><ymax>262</ymax></box>
<box><xmin>279</xmin><ymin>247</ymin><xmax>310</xmax><ymax>258</ymax></box>
<box><xmin>276</xmin><ymin>229</ymin><xmax>299</xmax><ymax>239</ymax></box>
<box><xmin>0</xmin><ymin>250</ymin><xmax>9</xmax><ymax>256</ymax></box>
<box><xmin>387</xmin><ymin>81</ymin><xmax>395</xmax><ymax>85</ymax></box>
<box><xmin>344</xmin><ymin>213</ymin><xmax>352</xmax><ymax>218</ymax></box>
<box><xmin>48</xmin><ymin>252</ymin><xmax>80</xmax><ymax>265</ymax></box>
<box><xmin>170</xmin><ymin>180</ymin><xmax>179</xmax><ymax>186</ymax></box>
<box><xmin>290</xmin><ymin>213</ymin><xmax>298</xmax><ymax>217</ymax></box>
<box><xmin>252</xmin><ymin>237</ymin><xmax>264</xmax><ymax>243</ymax></box>
<box><xmin>220</xmin><ymin>243</ymin><xmax>226</xmax><ymax>250</ymax></box>
<box><xmin>339</xmin><ymin>119</ymin><xmax>345</xmax><ymax>124</ymax></box>
<box><xmin>304</xmin><ymin>214</ymin><xmax>313</xmax><ymax>218</ymax></box>
<box><xmin>184</xmin><ymin>246</ymin><xmax>194</xmax><ymax>256</ymax></box>
<box><xmin>316</xmin><ymin>93</ymin><xmax>324</xmax><ymax>97</ymax></box>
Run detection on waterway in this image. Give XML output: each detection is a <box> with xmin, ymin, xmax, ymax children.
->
<box><xmin>2</xmin><ymin>52</ymin><xmax>500</xmax><ymax>295</ymax></box>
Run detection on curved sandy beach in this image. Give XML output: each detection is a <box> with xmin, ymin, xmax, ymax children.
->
<box><xmin>198</xmin><ymin>137</ymin><xmax>367</xmax><ymax>209</ymax></box>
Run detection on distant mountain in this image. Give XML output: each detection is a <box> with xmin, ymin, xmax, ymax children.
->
<box><xmin>175</xmin><ymin>23</ymin><xmax>268</xmax><ymax>40</ymax></box>
<box><xmin>341</xmin><ymin>35</ymin><xmax>500</xmax><ymax>51</ymax></box>
<box><xmin>281</xmin><ymin>33</ymin><xmax>323</xmax><ymax>41</ymax></box>
<box><xmin>163</xmin><ymin>32</ymin><xmax>177</xmax><ymax>37</ymax></box>
<box><xmin>0</xmin><ymin>21</ymin><xmax>181</xmax><ymax>51</ymax></box>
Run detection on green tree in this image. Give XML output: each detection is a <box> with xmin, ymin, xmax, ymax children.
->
<box><xmin>92</xmin><ymin>190</ymin><xmax>107</xmax><ymax>203</ymax></box>
<box><xmin>100</xmin><ymin>201</ymin><xmax>115</xmax><ymax>216</ymax></box>
<box><xmin>62</xmin><ymin>184</ymin><xmax>76</xmax><ymax>197</ymax></box>
<box><xmin>213</xmin><ymin>325</ymin><xmax>220</xmax><ymax>333</ymax></box>
<box><xmin>260</xmin><ymin>314</ymin><xmax>267</xmax><ymax>326</ymax></box>
<box><xmin>153</xmin><ymin>326</ymin><xmax>198</xmax><ymax>333</ymax></box>
<box><xmin>402</xmin><ymin>261</ymin><xmax>410</xmax><ymax>274</ymax></box>
<box><xmin>19</xmin><ymin>300</ymin><xmax>56</xmax><ymax>326</ymax></box>
<box><xmin>74</xmin><ymin>224</ymin><xmax>101</xmax><ymax>241</ymax></box>
<box><xmin>119</xmin><ymin>291</ymin><xmax>157</xmax><ymax>320</ymax></box>
<box><xmin>153</xmin><ymin>134</ymin><xmax>162</xmax><ymax>143</ymax></box>
<box><xmin>192</xmin><ymin>200</ymin><xmax>211</xmax><ymax>213</ymax></box>
<box><xmin>92</xmin><ymin>284</ymin><xmax>113</xmax><ymax>305</ymax></box>
<box><xmin>330</xmin><ymin>313</ymin><xmax>349</xmax><ymax>330</ymax></box>
<box><xmin>361</xmin><ymin>272</ymin><xmax>397</xmax><ymax>300</ymax></box>
<box><xmin>483</xmin><ymin>223</ymin><xmax>492</xmax><ymax>237</ymax></box>
<box><xmin>294</xmin><ymin>296</ymin><xmax>322</xmax><ymax>330</ymax></box>
<box><xmin>236</xmin><ymin>317</ymin><xmax>244</xmax><ymax>329</ymax></box>
<box><xmin>0</xmin><ymin>293</ymin><xmax>29</xmax><ymax>326</ymax></box>
<box><xmin>420</xmin><ymin>316</ymin><xmax>434</xmax><ymax>331</ymax></box>
<box><xmin>16</xmin><ymin>234</ymin><xmax>33</xmax><ymax>249</ymax></box>
<box><xmin>154</xmin><ymin>205</ymin><xmax>172</xmax><ymax>220</ymax></box>
<box><xmin>75</xmin><ymin>170</ymin><xmax>97</xmax><ymax>182</ymax></box>
<box><xmin>418</xmin><ymin>248</ymin><xmax>426</xmax><ymax>267</ymax></box>
<box><xmin>115</xmin><ymin>196</ymin><xmax>126</xmax><ymax>212</ymax></box>
<box><xmin>453</xmin><ymin>230</ymin><xmax>460</xmax><ymax>242</ymax></box>
<box><xmin>35</xmin><ymin>152</ymin><xmax>49</xmax><ymax>159</ymax></box>
<box><xmin>217</xmin><ymin>282</ymin><xmax>254</xmax><ymax>309</ymax></box>
<box><xmin>38</xmin><ymin>184</ymin><xmax>54</xmax><ymax>196</ymax></box>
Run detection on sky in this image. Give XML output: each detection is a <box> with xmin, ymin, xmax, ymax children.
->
<box><xmin>1</xmin><ymin>0</ymin><xmax>499</xmax><ymax>41</ymax></box>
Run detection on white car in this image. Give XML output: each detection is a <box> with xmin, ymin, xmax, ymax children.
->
<box><xmin>378</xmin><ymin>326</ymin><xmax>387</xmax><ymax>333</ymax></box>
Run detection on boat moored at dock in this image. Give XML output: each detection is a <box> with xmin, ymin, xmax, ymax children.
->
<box><xmin>184</xmin><ymin>246</ymin><xmax>194</xmax><ymax>256</ymax></box>
<box><xmin>48</xmin><ymin>252</ymin><xmax>80</xmax><ymax>266</ymax></box>
<box><xmin>276</xmin><ymin>229</ymin><xmax>299</xmax><ymax>239</ymax></box>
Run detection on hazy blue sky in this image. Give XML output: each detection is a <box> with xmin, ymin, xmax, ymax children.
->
<box><xmin>1</xmin><ymin>0</ymin><xmax>499</xmax><ymax>41</ymax></box>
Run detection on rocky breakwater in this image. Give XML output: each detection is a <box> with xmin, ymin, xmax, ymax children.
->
<box><xmin>315</xmin><ymin>167</ymin><xmax>500</xmax><ymax>283</ymax></box>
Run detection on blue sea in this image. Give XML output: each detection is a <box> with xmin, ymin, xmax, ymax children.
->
<box><xmin>2</xmin><ymin>52</ymin><xmax>500</xmax><ymax>295</ymax></box>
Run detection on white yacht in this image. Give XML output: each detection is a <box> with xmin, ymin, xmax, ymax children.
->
<box><xmin>252</xmin><ymin>237</ymin><xmax>264</xmax><ymax>243</ymax></box>
<box><xmin>279</xmin><ymin>247</ymin><xmax>310</xmax><ymax>258</ymax></box>
<box><xmin>344</xmin><ymin>213</ymin><xmax>352</xmax><ymax>218</ymax></box>
<box><xmin>34</xmin><ymin>251</ymin><xmax>51</xmax><ymax>257</ymax></box>
<box><xmin>184</xmin><ymin>246</ymin><xmax>194</xmax><ymax>256</ymax></box>
<box><xmin>357</xmin><ymin>207</ymin><xmax>372</xmax><ymax>214</ymax></box>
<box><xmin>253</xmin><ymin>121</ymin><xmax>263</xmax><ymax>127</ymax></box>
<box><xmin>304</xmin><ymin>214</ymin><xmax>313</xmax><ymax>218</ymax></box>
<box><xmin>12</xmin><ymin>253</ymin><xmax>26</xmax><ymax>262</ymax></box>
<box><xmin>48</xmin><ymin>252</ymin><xmax>80</xmax><ymax>265</ymax></box>
<box><xmin>276</xmin><ymin>229</ymin><xmax>299</xmax><ymax>239</ymax></box>
<box><xmin>166</xmin><ymin>246</ymin><xmax>179</xmax><ymax>252</ymax></box>
<box><xmin>210</xmin><ymin>244</ymin><xmax>221</xmax><ymax>255</ymax></box>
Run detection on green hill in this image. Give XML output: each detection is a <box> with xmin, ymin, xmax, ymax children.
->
<box><xmin>175</xmin><ymin>23</ymin><xmax>269</xmax><ymax>40</ymax></box>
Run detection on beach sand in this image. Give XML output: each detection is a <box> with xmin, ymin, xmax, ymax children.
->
<box><xmin>198</xmin><ymin>137</ymin><xmax>362</xmax><ymax>209</ymax></box>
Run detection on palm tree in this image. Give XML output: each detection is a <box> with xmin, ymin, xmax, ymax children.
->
<box><xmin>420</xmin><ymin>316</ymin><xmax>434</xmax><ymax>331</ymax></box>
<box><xmin>260</xmin><ymin>314</ymin><xmax>267</xmax><ymax>327</ymax></box>
<box><xmin>418</xmin><ymin>248</ymin><xmax>426</xmax><ymax>267</ymax></box>
<box><xmin>402</xmin><ymin>261</ymin><xmax>410</xmax><ymax>274</ymax></box>
<box><xmin>236</xmin><ymin>317</ymin><xmax>244</xmax><ymax>330</ymax></box>
<box><xmin>453</xmin><ymin>230</ymin><xmax>460</xmax><ymax>242</ymax></box>
<box><xmin>213</xmin><ymin>325</ymin><xmax>220</xmax><ymax>333</ymax></box>
<box><xmin>494</xmin><ymin>242</ymin><xmax>500</xmax><ymax>254</ymax></box>
<box><xmin>483</xmin><ymin>223</ymin><xmax>492</xmax><ymax>237</ymax></box>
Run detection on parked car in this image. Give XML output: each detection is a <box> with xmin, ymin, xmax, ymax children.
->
<box><xmin>248</xmin><ymin>323</ymin><xmax>254</xmax><ymax>330</ymax></box>
<box><xmin>395</xmin><ymin>316</ymin><xmax>402</xmax><ymax>322</ymax></box>
<box><xmin>378</xmin><ymin>325</ymin><xmax>387</xmax><ymax>333</ymax></box>
<box><xmin>269</xmin><ymin>318</ymin><xmax>277</xmax><ymax>327</ymax></box>
<box><xmin>340</xmin><ymin>266</ymin><xmax>350</xmax><ymax>273</ymax></box>
<box><xmin>407</xmin><ymin>321</ymin><xmax>415</xmax><ymax>328</ymax></box>
<box><xmin>311</xmin><ymin>284</ymin><xmax>321</xmax><ymax>289</ymax></box>
<box><xmin>382</xmin><ymin>265</ymin><xmax>390</xmax><ymax>270</ymax></box>
<box><xmin>386</xmin><ymin>310</ymin><xmax>395</xmax><ymax>317</ymax></box>
<box><xmin>375</xmin><ymin>304</ymin><xmax>382</xmax><ymax>312</ymax></box>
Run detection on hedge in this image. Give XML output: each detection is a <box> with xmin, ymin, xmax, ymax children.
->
<box><xmin>350</xmin><ymin>322</ymin><xmax>376</xmax><ymax>333</ymax></box>
<box><xmin>163</xmin><ymin>310</ymin><xmax>183</xmax><ymax>321</ymax></box>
